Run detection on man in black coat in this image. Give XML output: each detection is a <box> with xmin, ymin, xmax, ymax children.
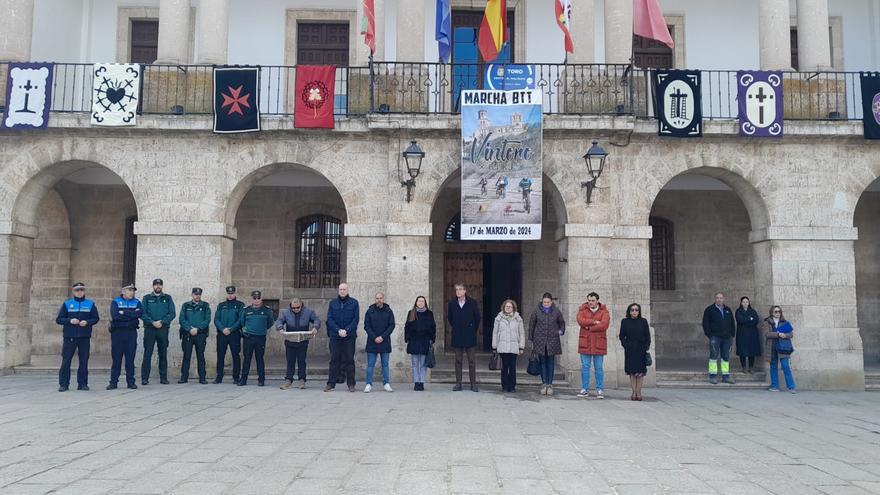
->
<box><xmin>701</xmin><ymin>292</ymin><xmax>736</xmax><ymax>385</ymax></box>
<box><xmin>447</xmin><ymin>283</ymin><xmax>481</xmax><ymax>392</ymax></box>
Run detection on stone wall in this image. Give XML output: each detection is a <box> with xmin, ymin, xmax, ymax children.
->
<box><xmin>29</xmin><ymin>189</ymin><xmax>71</xmax><ymax>356</ymax></box>
<box><xmin>649</xmin><ymin>189</ymin><xmax>755</xmax><ymax>369</ymax></box>
<box><xmin>855</xmin><ymin>192</ymin><xmax>880</xmax><ymax>367</ymax></box>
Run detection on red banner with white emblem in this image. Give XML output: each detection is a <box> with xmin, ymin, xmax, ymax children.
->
<box><xmin>294</xmin><ymin>65</ymin><xmax>336</xmax><ymax>129</ymax></box>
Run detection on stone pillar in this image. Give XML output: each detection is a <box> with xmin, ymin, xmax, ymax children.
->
<box><xmin>604</xmin><ymin>0</ymin><xmax>633</xmax><ymax>64</ymax></box>
<box><xmin>133</xmin><ymin>221</ymin><xmax>234</xmax><ymax>379</ymax></box>
<box><xmin>356</xmin><ymin>0</ymin><xmax>384</xmax><ymax>64</ymax></box>
<box><xmin>384</xmin><ymin>224</ymin><xmax>432</xmax><ymax>384</ymax></box>
<box><xmin>156</xmin><ymin>0</ymin><xmax>191</xmax><ymax>64</ymax></box>
<box><xmin>0</xmin><ymin>0</ymin><xmax>34</xmax><ymax>61</ymax></box>
<box><xmin>196</xmin><ymin>0</ymin><xmax>228</xmax><ymax>64</ymax></box>
<box><xmin>750</xmin><ymin>227</ymin><xmax>864</xmax><ymax>390</ymax></box>
<box><xmin>796</xmin><ymin>0</ymin><xmax>832</xmax><ymax>70</ymax></box>
<box><xmin>396</xmin><ymin>0</ymin><xmax>424</xmax><ymax>62</ymax></box>
<box><xmin>759</xmin><ymin>0</ymin><xmax>792</xmax><ymax>70</ymax></box>
<box><xmin>0</xmin><ymin>223</ymin><xmax>38</xmax><ymax>371</ymax></box>
<box><xmin>568</xmin><ymin>0</ymin><xmax>594</xmax><ymax>63</ymax></box>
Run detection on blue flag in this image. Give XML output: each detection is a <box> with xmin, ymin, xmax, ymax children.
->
<box><xmin>436</xmin><ymin>0</ymin><xmax>451</xmax><ymax>63</ymax></box>
<box><xmin>213</xmin><ymin>67</ymin><xmax>260</xmax><ymax>134</ymax></box>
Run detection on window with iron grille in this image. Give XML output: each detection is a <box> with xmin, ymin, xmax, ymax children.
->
<box><xmin>123</xmin><ymin>216</ymin><xmax>137</xmax><ymax>285</ymax></box>
<box><xmin>295</xmin><ymin>215</ymin><xmax>343</xmax><ymax>288</ymax></box>
<box><xmin>649</xmin><ymin>216</ymin><xmax>675</xmax><ymax>290</ymax></box>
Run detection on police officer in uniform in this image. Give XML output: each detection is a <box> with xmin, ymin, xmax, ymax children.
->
<box><xmin>108</xmin><ymin>284</ymin><xmax>142</xmax><ymax>390</ymax></box>
<box><xmin>238</xmin><ymin>290</ymin><xmax>274</xmax><ymax>386</ymax></box>
<box><xmin>179</xmin><ymin>288</ymin><xmax>212</xmax><ymax>384</ymax></box>
<box><xmin>141</xmin><ymin>278</ymin><xmax>176</xmax><ymax>385</ymax></box>
<box><xmin>55</xmin><ymin>282</ymin><xmax>99</xmax><ymax>392</ymax></box>
<box><xmin>214</xmin><ymin>285</ymin><xmax>244</xmax><ymax>384</ymax></box>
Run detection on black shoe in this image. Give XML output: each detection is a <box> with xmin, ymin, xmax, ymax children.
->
<box><xmin>213</xmin><ymin>378</ymin><xmax>222</xmax><ymax>384</ymax></box>
<box><xmin>453</xmin><ymin>384</ymin><xmax>462</xmax><ymax>391</ymax></box>
<box><xmin>178</xmin><ymin>378</ymin><xmax>188</xmax><ymax>384</ymax></box>
<box><xmin>199</xmin><ymin>379</ymin><xmax>208</xmax><ymax>385</ymax></box>
<box><xmin>160</xmin><ymin>379</ymin><xmax>170</xmax><ymax>385</ymax></box>
<box><xmin>237</xmin><ymin>381</ymin><xmax>247</xmax><ymax>386</ymax></box>
<box><xmin>141</xmin><ymin>379</ymin><xmax>149</xmax><ymax>386</ymax></box>
<box><xmin>233</xmin><ymin>378</ymin><xmax>240</xmax><ymax>385</ymax></box>
<box><xmin>722</xmin><ymin>376</ymin><xmax>736</xmax><ymax>384</ymax></box>
<box><xmin>78</xmin><ymin>385</ymin><xmax>89</xmax><ymax>391</ymax></box>
<box><xmin>58</xmin><ymin>386</ymin><xmax>68</xmax><ymax>392</ymax></box>
<box><xmin>470</xmin><ymin>385</ymin><xmax>479</xmax><ymax>392</ymax></box>
<box><xmin>414</xmin><ymin>383</ymin><xmax>419</xmax><ymax>391</ymax></box>
<box><xmin>258</xmin><ymin>381</ymin><xmax>265</xmax><ymax>387</ymax></box>
<box><xmin>106</xmin><ymin>383</ymin><xmax>117</xmax><ymax>390</ymax></box>
<box><xmin>127</xmin><ymin>383</ymin><xmax>138</xmax><ymax>390</ymax></box>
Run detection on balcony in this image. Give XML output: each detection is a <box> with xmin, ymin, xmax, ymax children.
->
<box><xmin>0</xmin><ymin>62</ymin><xmax>868</xmax><ymax>123</ymax></box>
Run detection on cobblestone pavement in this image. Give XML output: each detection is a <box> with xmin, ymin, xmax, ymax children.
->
<box><xmin>1</xmin><ymin>375</ymin><xmax>879</xmax><ymax>494</ymax></box>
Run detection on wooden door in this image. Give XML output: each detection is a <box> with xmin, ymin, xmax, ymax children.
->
<box><xmin>443</xmin><ymin>253</ymin><xmax>484</xmax><ymax>351</ymax></box>
<box><xmin>297</xmin><ymin>22</ymin><xmax>350</xmax><ymax>66</ymax></box>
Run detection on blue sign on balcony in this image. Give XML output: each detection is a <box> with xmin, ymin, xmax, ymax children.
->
<box><xmin>485</xmin><ymin>64</ymin><xmax>535</xmax><ymax>90</ymax></box>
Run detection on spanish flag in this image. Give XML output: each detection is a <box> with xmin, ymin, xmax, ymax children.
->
<box><xmin>478</xmin><ymin>0</ymin><xmax>508</xmax><ymax>62</ymax></box>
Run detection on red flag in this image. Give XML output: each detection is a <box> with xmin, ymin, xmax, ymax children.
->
<box><xmin>633</xmin><ymin>0</ymin><xmax>674</xmax><ymax>48</ymax></box>
<box><xmin>361</xmin><ymin>0</ymin><xmax>376</xmax><ymax>55</ymax></box>
<box><xmin>294</xmin><ymin>65</ymin><xmax>336</xmax><ymax>129</ymax></box>
<box><xmin>478</xmin><ymin>0</ymin><xmax>508</xmax><ymax>62</ymax></box>
<box><xmin>555</xmin><ymin>0</ymin><xmax>573</xmax><ymax>54</ymax></box>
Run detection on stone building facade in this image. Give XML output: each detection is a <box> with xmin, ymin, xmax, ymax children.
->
<box><xmin>1</xmin><ymin>0</ymin><xmax>878</xmax><ymax>390</ymax></box>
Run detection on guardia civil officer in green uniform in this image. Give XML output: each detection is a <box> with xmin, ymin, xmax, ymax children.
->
<box><xmin>214</xmin><ymin>285</ymin><xmax>245</xmax><ymax>384</ymax></box>
<box><xmin>141</xmin><ymin>278</ymin><xmax>176</xmax><ymax>385</ymax></box>
<box><xmin>178</xmin><ymin>288</ymin><xmax>212</xmax><ymax>384</ymax></box>
<box><xmin>238</xmin><ymin>290</ymin><xmax>274</xmax><ymax>387</ymax></box>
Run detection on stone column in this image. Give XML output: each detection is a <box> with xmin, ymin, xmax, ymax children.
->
<box><xmin>568</xmin><ymin>0</ymin><xmax>594</xmax><ymax>63</ymax></box>
<box><xmin>396</xmin><ymin>0</ymin><xmax>424</xmax><ymax>62</ymax></box>
<box><xmin>604</xmin><ymin>0</ymin><xmax>633</xmax><ymax>64</ymax></box>
<box><xmin>796</xmin><ymin>0</ymin><xmax>832</xmax><ymax>70</ymax></box>
<box><xmin>0</xmin><ymin>223</ymin><xmax>38</xmax><ymax>371</ymax></box>
<box><xmin>133</xmin><ymin>221</ymin><xmax>235</xmax><ymax>379</ymax></box>
<box><xmin>156</xmin><ymin>0</ymin><xmax>191</xmax><ymax>64</ymax></box>
<box><xmin>356</xmin><ymin>0</ymin><xmax>384</xmax><ymax>64</ymax></box>
<box><xmin>759</xmin><ymin>0</ymin><xmax>792</xmax><ymax>70</ymax></box>
<box><xmin>0</xmin><ymin>0</ymin><xmax>35</xmax><ymax>61</ymax></box>
<box><xmin>750</xmin><ymin>227</ymin><xmax>864</xmax><ymax>390</ymax></box>
<box><xmin>196</xmin><ymin>0</ymin><xmax>228</xmax><ymax>65</ymax></box>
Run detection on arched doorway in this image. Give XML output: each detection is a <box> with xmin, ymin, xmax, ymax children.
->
<box><xmin>648</xmin><ymin>169</ymin><xmax>768</xmax><ymax>384</ymax></box>
<box><xmin>855</xmin><ymin>178</ymin><xmax>880</xmax><ymax>389</ymax></box>
<box><xmin>14</xmin><ymin>163</ymin><xmax>138</xmax><ymax>369</ymax></box>
<box><xmin>226</xmin><ymin>164</ymin><xmax>348</xmax><ymax>369</ymax></box>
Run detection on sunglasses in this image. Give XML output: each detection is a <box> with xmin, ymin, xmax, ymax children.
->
<box><xmin>773</xmin><ymin>310</ymin><xmax>781</xmax><ymax>314</ymax></box>
<box><xmin>291</xmin><ymin>306</ymin><xmax>302</xmax><ymax>310</ymax></box>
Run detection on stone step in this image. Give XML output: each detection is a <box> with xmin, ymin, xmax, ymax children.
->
<box><xmin>427</xmin><ymin>367</ymin><xmax>569</xmax><ymax>387</ymax></box>
<box><xmin>656</xmin><ymin>370</ymin><xmax>768</xmax><ymax>389</ymax></box>
<box><xmin>865</xmin><ymin>373</ymin><xmax>880</xmax><ymax>392</ymax></box>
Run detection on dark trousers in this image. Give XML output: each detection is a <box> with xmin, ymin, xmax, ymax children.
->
<box><xmin>285</xmin><ymin>341</ymin><xmax>309</xmax><ymax>382</ymax></box>
<box><xmin>241</xmin><ymin>334</ymin><xmax>266</xmax><ymax>383</ymax></box>
<box><xmin>454</xmin><ymin>346</ymin><xmax>477</xmax><ymax>386</ymax></box>
<box><xmin>216</xmin><ymin>331</ymin><xmax>241</xmax><ymax>382</ymax></box>
<box><xmin>540</xmin><ymin>354</ymin><xmax>555</xmax><ymax>385</ymax></box>
<box><xmin>180</xmin><ymin>333</ymin><xmax>207</xmax><ymax>381</ymax></box>
<box><xmin>110</xmin><ymin>330</ymin><xmax>137</xmax><ymax>386</ymax></box>
<box><xmin>500</xmin><ymin>353</ymin><xmax>517</xmax><ymax>391</ymax></box>
<box><xmin>59</xmin><ymin>337</ymin><xmax>90</xmax><ymax>387</ymax></box>
<box><xmin>708</xmin><ymin>336</ymin><xmax>733</xmax><ymax>377</ymax></box>
<box><xmin>327</xmin><ymin>338</ymin><xmax>356</xmax><ymax>388</ymax></box>
<box><xmin>142</xmin><ymin>326</ymin><xmax>169</xmax><ymax>381</ymax></box>
<box><xmin>740</xmin><ymin>356</ymin><xmax>756</xmax><ymax>369</ymax></box>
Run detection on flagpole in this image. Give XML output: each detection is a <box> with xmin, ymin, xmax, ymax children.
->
<box><xmin>369</xmin><ymin>53</ymin><xmax>375</xmax><ymax>114</ymax></box>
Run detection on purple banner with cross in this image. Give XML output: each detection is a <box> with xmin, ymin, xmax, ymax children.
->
<box><xmin>737</xmin><ymin>70</ymin><xmax>783</xmax><ymax>138</ymax></box>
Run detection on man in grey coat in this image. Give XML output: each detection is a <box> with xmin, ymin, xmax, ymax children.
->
<box><xmin>276</xmin><ymin>298</ymin><xmax>321</xmax><ymax>389</ymax></box>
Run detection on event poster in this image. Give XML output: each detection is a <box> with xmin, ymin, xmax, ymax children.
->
<box><xmin>460</xmin><ymin>89</ymin><xmax>542</xmax><ymax>241</ymax></box>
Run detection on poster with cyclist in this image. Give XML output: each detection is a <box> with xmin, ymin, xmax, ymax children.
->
<box><xmin>460</xmin><ymin>89</ymin><xmax>542</xmax><ymax>241</ymax></box>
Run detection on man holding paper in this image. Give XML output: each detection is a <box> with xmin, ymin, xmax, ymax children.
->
<box><xmin>276</xmin><ymin>298</ymin><xmax>321</xmax><ymax>390</ymax></box>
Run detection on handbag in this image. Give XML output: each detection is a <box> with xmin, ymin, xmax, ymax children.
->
<box><xmin>425</xmin><ymin>345</ymin><xmax>436</xmax><ymax>369</ymax></box>
<box><xmin>775</xmin><ymin>321</ymin><xmax>795</xmax><ymax>355</ymax></box>
<box><xmin>488</xmin><ymin>351</ymin><xmax>501</xmax><ymax>371</ymax></box>
<box><xmin>644</xmin><ymin>351</ymin><xmax>653</xmax><ymax>367</ymax></box>
<box><xmin>526</xmin><ymin>353</ymin><xmax>541</xmax><ymax>376</ymax></box>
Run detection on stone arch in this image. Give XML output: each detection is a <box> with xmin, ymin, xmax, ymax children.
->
<box><xmin>854</xmin><ymin>177</ymin><xmax>880</xmax><ymax>376</ymax></box>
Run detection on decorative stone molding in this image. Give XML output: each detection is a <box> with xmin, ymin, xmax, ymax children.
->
<box><xmin>133</xmin><ymin>221</ymin><xmax>236</xmax><ymax>239</ymax></box>
<box><xmin>344</xmin><ymin>223</ymin><xmax>433</xmax><ymax>237</ymax></box>
<box><xmin>0</xmin><ymin>222</ymin><xmax>39</xmax><ymax>239</ymax></box>
<box><xmin>564</xmin><ymin>224</ymin><xmax>652</xmax><ymax>239</ymax></box>
<box><xmin>749</xmin><ymin>226</ymin><xmax>859</xmax><ymax>243</ymax></box>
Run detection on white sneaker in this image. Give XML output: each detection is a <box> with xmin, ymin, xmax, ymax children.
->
<box><xmin>364</xmin><ymin>384</ymin><xmax>372</xmax><ymax>393</ymax></box>
<box><xmin>577</xmin><ymin>389</ymin><xmax>589</xmax><ymax>398</ymax></box>
<box><xmin>383</xmin><ymin>383</ymin><xmax>393</xmax><ymax>392</ymax></box>
<box><xmin>596</xmin><ymin>390</ymin><xmax>604</xmax><ymax>399</ymax></box>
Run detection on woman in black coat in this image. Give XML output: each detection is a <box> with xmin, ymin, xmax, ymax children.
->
<box><xmin>735</xmin><ymin>296</ymin><xmax>761</xmax><ymax>373</ymax></box>
<box><xmin>619</xmin><ymin>303</ymin><xmax>651</xmax><ymax>401</ymax></box>
<box><xmin>404</xmin><ymin>296</ymin><xmax>436</xmax><ymax>391</ymax></box>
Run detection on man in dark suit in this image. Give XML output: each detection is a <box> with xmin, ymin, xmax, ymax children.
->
<box><xmin>702</xmin><ymin>292</ymin><xmax>737</xmax><ymax>385</ymax></box>
<box><xmin>447</xmin><ymin>283</ymin><xmax>481</xmax><ymax>392</ymax></box>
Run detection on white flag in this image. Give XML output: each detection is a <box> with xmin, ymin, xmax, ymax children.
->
<box><xmin>91</xmin><ymin>64</ymin><xmax>141</xmax><ymax>126</ymax></box>
<box><xmin>3</xmin><ymin>63</ymin><xmax>53</xmax><ymax>129</ymax></box>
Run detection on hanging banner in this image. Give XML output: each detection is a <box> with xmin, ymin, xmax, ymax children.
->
<box><xmin>655</xmin><ymin>69</ymin><xmax>702</xmax><ymax>137</ymax></box>
<box><xmin>460</xmin><ymin>89</ymin><xmax>542</xmax><ymax>241</ymax></box>
<box><xmin>3</xmin><ymin>62</ymin><xmax>54</xmax><ymax>129</ymax></box>
<box><xmin>860</xmin><ymin>72</ymin><xmax>880</xmax><ymax>140</ymax></box>
<box><xmin>737</xmin><ymin>70</ymin><xmax>783</xmax><ymax>137</ymax></box>
<box><xmin>213</xmin><ymin>67</ymin><xmax>260</xmax><ymax>134</ymax></box>
<box><xmin>91</xmin><ymin>63</ymin><xmax>141</xmax><ymax>126</ymax></box>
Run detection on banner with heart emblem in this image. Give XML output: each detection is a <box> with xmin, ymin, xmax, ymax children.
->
<box><xmin>294</xmin><ymin>65</ymin><xmax>336</xmax><ymax>129</ymax></box>
<box><xmin>737</xmin><ymin>71</ymin><xmax>783</xmax><ymax>138</ymax></box>
<box><xmin>654</xmin><ymin>69</ymin><xmax>702</xmax><ymax>138</ymax></box>
<box><xmin>3</xmin><ymin>62</ymin><xmax>54</xmax><ymax>129</ymax></box>
<box><xmin>91</xmin><ymin>64</ymin><xmax>141</xmax><ymax>126</ymax></box>
<box><xmin>213</xmin><ymin>67</ymin><xmax>260</xmax><ymax>134</ymax></box>
<box><xmin>860</xmin><ymin>72</ymin><xmax>880</xmax><ymax>140</ymax></box>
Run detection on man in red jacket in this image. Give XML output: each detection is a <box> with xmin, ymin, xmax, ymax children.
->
<box><xmin>576</xmin><ymin>292</ymin><xmax>610</xmax><ymax>399</ymax></box>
